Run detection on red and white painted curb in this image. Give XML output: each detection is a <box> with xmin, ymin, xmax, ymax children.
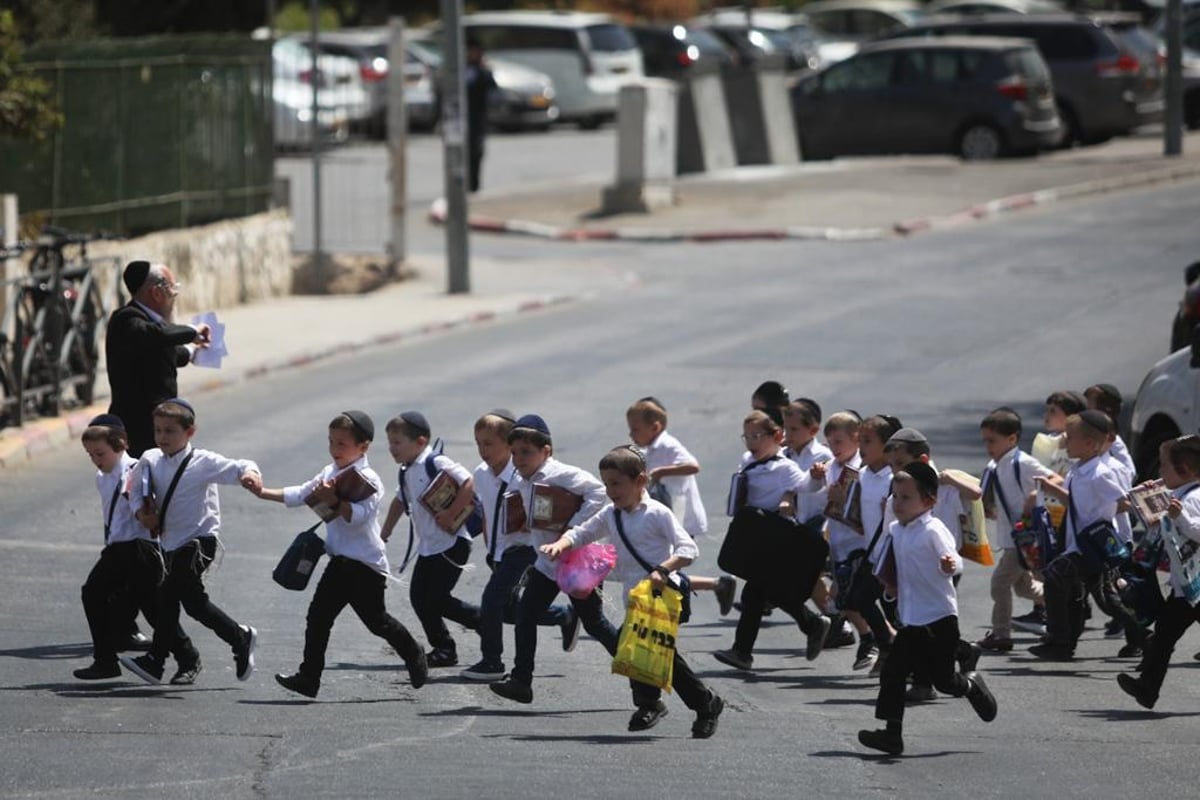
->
<box><xmin>432</xmin><ymin>161</ymin><xmax>1200</xmax><ymax>243</ymax></box>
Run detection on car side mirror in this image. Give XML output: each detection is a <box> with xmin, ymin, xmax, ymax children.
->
<box><xmin>1191</xmin><ymin>324</ymin><xmax>1200</xmax><ymax>368</ymax></box>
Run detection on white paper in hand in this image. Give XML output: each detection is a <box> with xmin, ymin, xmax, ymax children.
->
<box><xmin>190</xmin><ymin>311</ymin><xmax>228</xmax><ymax>369</ymax></box>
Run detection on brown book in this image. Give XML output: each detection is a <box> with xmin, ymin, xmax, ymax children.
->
<box><xmin>531</xmin><ymin>483</ymin><xmax>584</xmax><ymax>533</ymax></box>
<box><xmin>419</xmin><ymin>470</ymin><xmax>473</xmax><ymax>531</ymax></box>
<box><xmin>305</xmin><ymin>467</ymin><xmax>377</xmax><ymax>522</ymax></box>
<box><xmin>824</xmin><ymin>465</ymin><xmax>861</xmax><ymax>526</ymax></box>
<box><xmin>504</xmin><ymin>490</ymin><xmax>528</xmax><ymax>534</ymax></box>
<box><xmin>1129</xmin><ymin>479</ymin><xmax>1172</xmax><ymax>529</ymax></box>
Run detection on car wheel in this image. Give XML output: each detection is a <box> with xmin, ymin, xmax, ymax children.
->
<box><xmin>957</xmin><ymin>123</ymin><xmax>1004</xmax><ymax>161</ymax></box>
<box><xmin>1055</xmin><ymin>100</ymin><xmax>1080</xmax><ymax>148</ymax></box>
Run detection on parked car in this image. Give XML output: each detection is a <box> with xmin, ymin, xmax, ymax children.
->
<box><xmin>407</xmin><ymin>34</ymin><xmax>560</xmax><ymax>132</ymax></box>
<box><xmin>790</xmin><ymin>37</ymin><xmax>1060</xmax><ymax>160</ymax></box>
<box><xmin>270</xmin><ymin>37</ymin><xmax>356</xmax><ymax>149</ymax></box>
<box><xmin>802</xmin><ymin>0</ymin><xmax>924</xmax><ymax>41</ymax></box>
<box><xmin>689</xmin><ymin>8</ymin><xmax>826</xmax><ymax>70</ymax></box>
<box><xmin>404</xmin><ymin>42</ymin><xmax>440</xmax><ymax>132</ymax></box>
<box><xmin>303</xmin><ymin>28</ymin><xmax>391</xmax><ymax>137</ymax></box>
<box><xmin>281</xmin><ymin>33</ymin><xmax>373</xmax><ymax>131</ymax></box>
<box><xmin>442</xmin><ymin>11</ymin><xmax>643</xmax><ymax>129</ymax></box>
<box><xmin>1169</xmin><ymin>261</ymin><xmax>1200</xmax><ymax>353</ymax></box>
<box><xmin>629</xmin><ymin>23</ymin><xmax>735</xmax><ymax>78</ymax></box>
<box><xmin>1130</xmin><ymin>323</ymin><xmax>1200</xmax><ymax>479</ymax></box>
<box><xmin>926</xmin><ymin>0</ymin><xmax>1066</xmax><ymax>15</ymax></box>
<box><xmin>885</xmin><ymin>14</ymin><xmax>1164</xmax><ymax>144</ymax></box>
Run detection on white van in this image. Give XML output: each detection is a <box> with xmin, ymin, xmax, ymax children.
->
<box><xmin>458</xmin><ymin>11</ymin><xmax>644</xmax><ymax>128</ymax></box>
<box><xmin>1129</xmin><ymin>340</ymin><xmax>1200</xmax><ymax>478</ymax></box>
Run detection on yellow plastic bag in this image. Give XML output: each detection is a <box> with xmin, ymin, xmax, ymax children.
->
<box><xmin>611</xmin><ymin>579</ymin><xmax>681</xmax><ymax>692</ymax></box>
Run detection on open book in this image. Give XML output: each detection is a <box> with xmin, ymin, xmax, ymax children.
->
<box><xmin>305</xmin><ymin>467</ymin><xmax>377</xmax><ymax>522</ymax></box>
<box><xmin>1128</xmin><ymin>479</ymin><xmax>1172</xmax><ymax>529</ymax></box>
<box><xmin>419</xmin><ymin>470</ymin><xmax>473</xmax><ymax>532</ymax></box>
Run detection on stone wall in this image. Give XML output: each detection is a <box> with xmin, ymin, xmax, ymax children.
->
<box><xmin>86</xmin><ymin>209</ymin><xmax>294</xmax><ymax>315</ymax></box>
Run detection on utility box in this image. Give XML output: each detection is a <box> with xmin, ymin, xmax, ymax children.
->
<box><xmin>602</xmin><ymin>79</ymin><xmax>678</xmax><ymax>214</ymax></box>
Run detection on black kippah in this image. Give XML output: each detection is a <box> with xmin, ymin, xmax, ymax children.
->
<box><xmin>342</xmin><ymin>409</ymin><xmax>375</xmax><ymax>442</ymax></box>
<box><xmin>400</xmin><ymin>410</ymin><xmax>431</xmax><ymax>438</ymax></box>
<box><xmin>123</xmin><ymin>260</ymin><xmax>151</xmax><ymax>294</ymax></box>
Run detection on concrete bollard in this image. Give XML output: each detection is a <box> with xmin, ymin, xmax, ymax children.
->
<box><xmin>721</xmin><ymin>55</ymin><xmax>799</xmax><ymax>166</ymax></box>
<box><xmin>677</xmin><ymin>61</ymin><xmax>737</xmax><ymax>175</ymax></box>
<box><xmin>602</xmin><ymin>79</ymin><xmax>678</xmax><ymax>214</ymax></box>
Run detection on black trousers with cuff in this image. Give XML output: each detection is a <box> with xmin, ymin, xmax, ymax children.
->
<box><xmin>876</xmin><ymin>615</ymin><xmax>971</xmax><ymax>725</ymax></box>
<box><xmin>733</xmin><ymin>580</ymin><xmax>821</xmax><ymax>655</ymax></box>
<box><xmin>149</xmin><ymin>536</ymin><xmax>244</xmax><ymax>663</ymax></box>
<box><xmin>410</xmin><ymin>537</ymin><xmax>480</xmax><ymax>654</ymax></box>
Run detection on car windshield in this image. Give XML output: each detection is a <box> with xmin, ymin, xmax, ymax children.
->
<box><xmin>586</xmin><ymin>24</ymin><xmax>637</xmax><ymax>52</ymax></box>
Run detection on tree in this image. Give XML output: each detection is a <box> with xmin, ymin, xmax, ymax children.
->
<box><xmin>0</xmin><ymin>11</ymin><xmax>62</xmax><ymax>141</ymax></box>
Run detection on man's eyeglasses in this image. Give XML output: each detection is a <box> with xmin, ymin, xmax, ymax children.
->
<box><xmin>155</xmin><ymin>280</ymin><xmax>182</xmax><ymax>297</ymax></box>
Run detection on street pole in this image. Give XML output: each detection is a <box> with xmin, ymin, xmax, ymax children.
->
<box><xmin>1164</xmin><ymin>0</ymin><xmax>1184</xmax><ymax>157</ymax></box>
<box><xmin>309</xmin><ymin>0</ymin><xmax>326</xmax><ymax>285</ymax></box>
<box><xmin>440</xmin><ymin>0</ymin><xmax>470</xmax><ymax>294</ymax></box>
<box><xmin>387</xmin><ymin>18</ymin><xmax>408</xmax><ymax>270</ymax></box>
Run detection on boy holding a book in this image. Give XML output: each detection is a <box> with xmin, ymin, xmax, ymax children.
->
<box><xmin>252</xmin><ymin>410</ymin><xmax>428</xmax><ymax>697</ymax></box>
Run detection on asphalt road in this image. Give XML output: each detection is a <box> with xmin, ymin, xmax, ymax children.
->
<box><xmin>3</xmin><ymin>181</ymin><xmax>1199</xmax><ymax>799</ymax></box>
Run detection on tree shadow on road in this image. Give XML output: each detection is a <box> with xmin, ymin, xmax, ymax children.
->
<box><xmin>0</xmin><ymin>642</ymin><xmax>92</xmax><ymax>661</ymax></box>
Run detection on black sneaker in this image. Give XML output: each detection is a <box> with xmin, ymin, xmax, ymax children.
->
<box><xmin>858</xmin><ymin>728</ymin><xmax>904</xmax><ymax>756</ymax></box>
<box><xmin>460</xmin><ymin>660</ymin><xmax>506</xmax><ymax>682</ymax></box>
<box><xmin>713</xmin><ymin>648</ymin><xmax>753</xmax><ymax>671</ymax></box>
<box><xmin>275</xmin><ymin>671</ymin><xmax>319</xmax><ymax>698</ymax></box>
<box><xmin>170</xmin><ymin>660</ymin><xmax>202</xmax><ymax>686</ymax></box>
<box><xmin>853</xmin><ymin>639</ymin><xmax>879</xmax><ymax>671</ymax></box>
<box><xmin>905</xmin><ymin>684</ymin><xmax>938</xmax><ymax>703</ymax></box>
<box><xmin>1117</xmin><ymin>643</ymin><xmax>1142</xmax><ymax>659</ymax></box>
<box><xmin>1012</xmin><ymin>607</ymin><xmax>1047</xmax><ymax>635</ymax></box>
<box><xmin>73</xmin><ymin>661</ymin><xmax>121</xmax><ymax>680</ymax></box>
<box><xmin>118</xmin><ymin>632</ymin><xmax>152</xmax><ymax>652</ymax></box>
<box><xmin>405</xmin><ymin>649</ymin><xmax>429</xmax><ymax>689</ymax></box>
<box><xmin>1117</xmin><ymin>672</ymin><xmax>1157</xmax><ymax>709</ymax></box>
<box><xmin>490</xmin><ymin>676</ymin><xmax>533</xmax><ymax>704</ymax></box>
<box><xmin>715</xmin><ymin>576</ymin><xmax>736</xmax><ymax>616</ymax></box>
<box><xmin>965</xmin><ymin>672</ymin><xmax>997</xmax><ymax>722</ymax></box>
<box><xmin>234</xmin><ymin>625</ymin><xmax>257</xmax><ymax>682</ymax></box>
<box><xmin>427</xmin><ymin>648</ymin><xmax>458</xmax><ymax>668</ymax></box>
<box><xmin>628</xmin><ymin>701</ymin><xmax>668</xmax><ymax>732</ymax></box>
<box><xmin>692</xmin><ymin>693</ymin><xmax>725</xmax><ymax>739</ymax></box>
<box><xmin>561</xmin><ymin>608</ymin><xmax>581</xmax><ymax>653</ymax></box>
<box><xmin>1104</xmin><ymin>619</ymin><xmax>1124</xmax><ymax>638</ymax></box>
<box><xmin>958</xmin><ymin>642</ymin><xmax>982</xmax><ymax>675</ymax></box>
<box><xmin>1029</xmin><ymin>642</ymin><xmax>1074</xmax><ymax>662</ymax></box>
<box><xmin>806</xmin><ymin>615</ymin><xmax>833</xmax><ymax>661</ymax></box>
<box><xmin>119</xmin><ymin>653</ymin><xmax>164</xmax><ymax>685</ymax></box>
<box><xmin>977</xmin><ymin>632</ymin><xmax>1014</xmax><ymax>652</ymax></box>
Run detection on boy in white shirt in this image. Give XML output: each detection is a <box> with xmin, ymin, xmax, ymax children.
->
<box><xmin>977</xmin><ymin>408</ymin><xmax>1053</xmax><ymax>652</ymax></box>
<box><xmin>121</xmin><ymin>400</ymin><xmax>262</xmax><ymax>686</ymax></box>
<box><xmin>489</xmin><ymin>414</ymin><xmax>614</xmax><ymax>704</ymax></box>
<box><xmin>380</xmin><ymin>411</ymin><xmax>480</xmax><ymax>669</ymax></box>
<box><xmin>1032</xmin><ymin>411</ymin><xmax>1128</xmax><ymax>661</ymax></box>
<box><xmin>542</xmin><ymin>445</ymin><xmax>726</xmax><ymax>737</ymax></box>
<box><xmin>627</xmin><ymin>396</ymin><xmax>736</xmax><ymax>615</ymax></box>
<box><xmin>75</xmin><ymin>414</ymin><xmax>194</xmax><ymax>681</ymax></box>
<box><xmin>857</xmin><ymin>463</ymin><xmax>997</xmax><ymax>756</ymax></box>
<box><xmin>1085</xmin><ymin>384</ymin><xmax>1135</xmax><ymax>475</ymax></box>
<box><xmin>252</xmin><ymin>410</ymin><xmax>428</xmax><ymax>697</ymax></box>
<box><xmin>782</xmin><ymin>398</ymin><xmax>833</xmax><ymax>529</ymax></box>
<box><xmin>462</xmin><ymin>410</ymin><xmax>578</xmax><ymax>682</ymax></box>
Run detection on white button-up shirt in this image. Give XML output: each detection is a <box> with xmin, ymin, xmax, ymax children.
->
<box><xmin>130</xmin><ymin>444</ymin><xmax>258</xmax><ymax>552</ymax></box>
<box><xmin>508</xmin><ymin>457</ymin><xmax>607</xmax><ymax>581</ymax></box>
<box><xmin>739</xmin><ymin>452</ymin><xmax>807</xmax><ymax>512</ymax></box>
<box><xmin>824</xmin><ymin>451</ymin><xmax>866</xmax><ymax>562</ymax></box>
<box><xmin>644</xmin><ymin>430</ymin><xmax>708</xmax><ymax>537</ymax></box>
<box><xmin>98</xmin><ymin>452</ymin><xmax>146</xmax><ymax>545</ymax></box>
<box><xmin>474</xmin><ymin>458</ymin><xmax>521</xmax><ymax>561</ymax></box>
<box><xmin>283</xmin><ymin>455</ymin><xmax>389</xmax><ymax>574</ymax></box>
<box><xmin>1167</xmin><ymin>482</ymin><xmax>1200</xmax><ymax>598</ymax></box>
<box><xmin>785</xmin><ymin>439</ymin><xmax>834</xmax><ymax>525</ymax></box>
<box><xmin>890</xmin><ymin>510</ymin><xmax>961</xmax><ymax>626</ymax></box>
<box><xmin>984</xmin><ymin>447</ymin><xmax>1053</xmax><ymax>549</ymax></box>
<box><xmin>1063</xmin><ymin>456</ymin><xmax>1125</xmax><ymax>555</ymax></box>
<box><xmin>397</xmin><ymin>446</ymin><xmax>474</xmax><ymax>557</ymax></box>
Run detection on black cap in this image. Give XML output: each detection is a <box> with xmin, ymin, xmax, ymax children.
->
<box><xmin>1078</xmin><ymin>409</ymin><xmax>1114</xmax><ymax>435</ymax></box>
<box><xmin>487</xmin><ymin>408</ymin><xmax>516</xmax><ymax>423</ymax></box>
<box><xmin>638</xmin><ymin>396</ymin><xmax>666</xmax><ymax>411</ymax></box>
<box><xmin>399</xmin><ymin>410</ymin><xmax>430</xmax><ymax>438</ymax></box>
<box><xmin>514</xmin><ymin>413</ymin><xmax>551</xmax><ymax>438</ymax></box>
<box><xmin>87</xmin><ymin>413</ymin><xmax>125</xmax><ymax>430</ymax></box>
<box><xmin>123</xmin><ymin>260</ymin><xmax>151</xmax><ymax>294</ymax></box>
<box><xmin>753</xmin><ymin>380</ymin><xmax>789</xmax><ymax>409</ymax></box>
<box><xmin>342</xmin><ymin>409</ymin><xmax>375</xmax><ymax>442</ymax></box>
<box><xmin>163</xmin><ymin>397</ymin><xmax>195</xmax><ymax>416</ymax></box>
<box><xmin>885</xmin><ymin>427</ymin><xmax>927</xmax><ymax>449</ymax></box>
<box><xmin>796</xmin><ymin>397</ymin><xmax>822</xmax><ymax>421</ymax></box>
<box><xmin>896</xmin><ymin>461</ymin><xmax>939</xmax><ymax>499</ymax></box>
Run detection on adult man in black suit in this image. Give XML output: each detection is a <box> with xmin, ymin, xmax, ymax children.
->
<box><xmin>105</xmin><ymin>260</ymin><xmax>210</xmax><ymax>457</ymax></box>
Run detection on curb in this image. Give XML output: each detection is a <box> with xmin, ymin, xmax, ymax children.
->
<box><xmin>430</xmin><ymin>160</ymin><xmax>1200</xmax><ymax>243</ymax></box>
<box><xmin>0</xmin><ymin>291</ymin><xmax>584</xmax><ymax>471</ymax></box>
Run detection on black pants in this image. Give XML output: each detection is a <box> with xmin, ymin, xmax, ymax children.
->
<box><xmin>513</xmin><ymin>568</ymin><xmax>618</xmax><ymax>686</ymax></box>
<box><xmin>82</xmin><ymin>539</ymin><xmax>193</xmax><ymax>665</ymax></box>
<box><xmin>1043</xmin><ymin>551</ymin><xmax>1093</xmax><ymax>649</ymax></box>
<box><xmin>149</xmin><ymin>537</ymin><xmax>243</xmax><ymax>663</ymax></box>
<box><xmin>876</xmin><ymin>615</ymin><xmax>971</xmax><ymax>724</ymax></box>
<box><xmin>1088</xmin><ymin>566</ymin><xmax>1147</xmax><ymax>646</ymax></box>
<box><xmin>733</xmin><ymin>580</ymin><xmax>821</xmax><ymax>655</ymax></box>
<box><xmin>625</xmin><ymin>625</ymin><xmax>713</xmax><ymax>712</ymax></box>
<box><xmin>1138</xmin><ymin>594</ymin><xmax>1200</xmax><ymax>702</ymax></box>
<box><xmin>410</xmin><ymin>538</ymin><xmax>480</xmax><ymax>654</ymax></box>
<box><xmin>467</xmin><ymin>135</ymin><xmax>485</xmax><ymax>193</ymax></box>
<box><xmin>300</xmin><ymin>556</ymin><xmax>422</xmax><ymax>683</ymax></box>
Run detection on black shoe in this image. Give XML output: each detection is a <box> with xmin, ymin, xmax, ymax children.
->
<box><xmin>628</xmin><ymin>701</ymin><xmax>668</xmax><ymax>732</ymax></box>
<box><xmin>73</xmin><ymin>661</ymin><xmax>121</xmax><ymax>680</ymax></box>
<box><xmin>1029</xmin><ymin>642</ymin><xmax>1074</xmax><ymax>662</ymax></box>
<box><xmin>713</xmin><ymin>648</ymin><xmax>753</xmax><ymax>671</ymax></box>
<box><xmin>405</xmin><ymin>649</ymin><xmax>429</xmax><ymax>689</ymax></box>
<box><xmin>965</xmin><ymin>672</ymin><xmax>997</xmax><ymax>722</ymax></box>
<box><xmin>118</xmin><ymin>632</ymin><xmax>152</xmax><ymax>652</ymax></box>
<box><xmin>1194</xmin><ymin>651</ymin><xmax>1200</xmax><ymax>662</ymax></box>
<box><xmin>958</xmin><ymin>642</ymin><xmax>982</xmax><ymax>675</ymax></box>
<box><xmin>715</xmin><ymin>576</ymin><xmax>736</xmax><ymax>616</ymax></box>
<box><xmin>234</xmin><ymin>624</ymin><xmax>257</xmax><ymax>682</ymax></box>
<box><xmin>1117</xmin><ymin>643</ymin><xmax>1143</xmax><ymax>659</ymax></box>
<box><xmin>275</xmin><ymin>671</ymin><xmax>319</xmax><ymax>698</ymax></box>
<box><xmin>806</xmin><ymin>615</ymin><xmax>833</xmax><ymax>661</ymax></box>
<box><xmin>1104</xmin><ymin>619</ymin><xmax>1124</xmax><ymax>638</ymax></box>
<box><xmin>426</xmin><ymin>648</ymin><xmax>458</xmax><ymax>668</ymax></box>
<box><xmin>853</xmin><ymin>638</ymin><xmax>879</xmax><ymax>671</ymax></box>
<box><xmin>561</xmin><ymin>608</ymin><xmax>581</xmax><ymax>653</ymax></box>
<box><xmin>490</xmin><ymin>676</ymin><xmax>533</xmax><ymax>704</ymax></box>
<box><xmin>1012</xmin><ymin>607</ymin><xmax>1047</xmax><ymax>635</ymax></box>
<box><xmin>170</xmin><ymin>660</ymin><xmax>202</xmax><ymax>686</ymax></box>
<box><xmin>977</xmin><ymin>632</ymin><xmax>1014</xmax><ymax>652</ymax></box>
<box><xmin>119</xmin><ymin>653</ymin><xmax>164</xmax><ymax>685</ymax></box>
<box><xmin>905</xmin><ymin>684</ymin><xmax>938</xmax><ymax>703</ymax></box>
<box><xmin>823</xmin><ymin>616</ymin><xmax>855</xmax><ymax>649</ymax></box>
<box><xmin>692</xmin><ymin>694</ymin><xmax>725</xmax><ymax>739</ymax></box>
<box><xmin>1117</xmin><ymin>672</ymin><xmax>1157</xmax><ymax>709</ymax></box>
<box><xmin>858</xmin><ymin>728</ymin><xmax>904</xmax><ymax>756</ymax></box>
<box><xmin>460</xmin><ymin>660</ymin><xmax>506</xmax><ymax>682</ymax></box>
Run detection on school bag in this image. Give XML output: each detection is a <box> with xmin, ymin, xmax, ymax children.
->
<box><xmin>1068</xmin><ymin>491</ymin><xmax>1129</xmax><ymax>572</ymax></box>
<box><xmin>612</xmin><ymin>579</ymin><xmax>681</xmax><ymax>691</ymax></box>
<box><xmin>273</xmin><ymin>523</ymin><xmax>326</xmax><ymax>591</ymax></box>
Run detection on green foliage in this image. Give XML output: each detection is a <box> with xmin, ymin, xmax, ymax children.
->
<box><xmin>0</xmin><ymin>11</ymin><xmax>62</xmax><ymax>141</ymax></box>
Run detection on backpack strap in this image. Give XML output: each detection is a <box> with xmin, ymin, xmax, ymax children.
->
<box><xmin>156</xmin><ymin>451</ymin><xmax>195</xmax><ymax>541</ymax></box>
<box><xmin>394</xmin><ymin>464</ymin><xmax>417</xmax><ymax>575</ymax></box>
<box><xmin>488</xmin><ymin>478</ymin><xmax>508</xmax><ymax>562</ymax></box>
<box><xmin>103</xmin><ymin>466</ymin><xmax>129</xmax><ymax>544</ymax></box>
<box><xmin>614</xmin><ymin>508</ymin><xmax>657</xmax><ymax>574</ymax></box>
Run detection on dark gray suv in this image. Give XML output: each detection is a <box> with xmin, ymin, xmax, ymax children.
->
<box><xmin>790</xmin><ymin>37</ymin><xmax>1060</xmax><ymax>159</ymax></box>
<box><xmin>887</xmin><ymin>14</ymin><xmax>1164</xmax><ymax>144</ymax></box>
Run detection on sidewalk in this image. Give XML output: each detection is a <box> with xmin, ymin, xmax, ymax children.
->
<box><xmin>431</xmin><ymin>131</ymin><xmax>1200</xmax><ymax>242</ymax></box>
<box><xmin>0</xmin><ymin>254</ymin><xmax>633</xmax><ymax>470</ymax></box>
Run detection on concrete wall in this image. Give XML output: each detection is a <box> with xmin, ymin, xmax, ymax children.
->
<box><xmin>87</xmin><ymin>209</ymin><xmax>294</xmax><ymax>315</ymax></box>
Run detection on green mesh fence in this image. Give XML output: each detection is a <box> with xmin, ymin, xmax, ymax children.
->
<box><xmin>0</xmin><ymin>35</ymin><xmax>273</xmax><ymax>235</ymax></box>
